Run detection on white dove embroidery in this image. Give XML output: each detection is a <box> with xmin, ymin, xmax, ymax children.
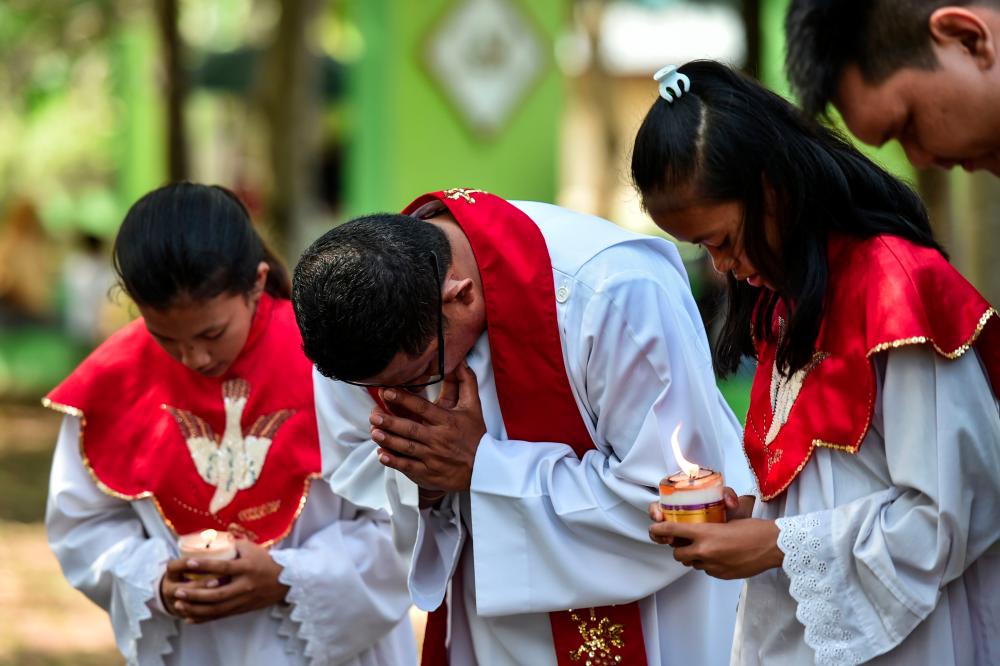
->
<box><xmin>765</xmin><ymin>318</ymin><xmax>829</xmax><ymax>446</ymax></box>
<box><xmin>165</xmin><ymin>379</ymin><xmax>295</xmax><ymax>514</ymax></box>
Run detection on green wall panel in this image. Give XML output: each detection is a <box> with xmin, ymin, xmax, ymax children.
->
<box><xmin>347</xmin><ymin>0</ymin><xmax>568</xmax><ymax>215</ymax></box>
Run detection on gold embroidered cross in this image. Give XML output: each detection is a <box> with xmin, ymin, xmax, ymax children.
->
<box><xmin>442</xmin><ymin>187</ymin><xmax>485</xmax><ymax>204</ymax></box>
<box><xmin>569</xmin><ymin>608</ymin><xmax>625</xmax><ymax>665</ymax></box>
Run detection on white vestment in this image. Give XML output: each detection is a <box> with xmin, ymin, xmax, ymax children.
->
<box><xmin>46</xmin><ymin>415</ymin><xmax>417</xmax><ymax>666</ymax></box>
<box><xmin>733</xmin><ymin>346</ymin><xmax>1000</xmax><ymax>665</ymax></box>
<box><xmin>315</xmin><ymin>201</ymin><xmax>752</xmax><ymax>665</ymax></box>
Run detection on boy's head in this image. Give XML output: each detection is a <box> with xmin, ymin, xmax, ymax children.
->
<box><xmin>786</xmin><ymin>0</ymin><xmax>1000</xmax><ymax>174</ymax></box>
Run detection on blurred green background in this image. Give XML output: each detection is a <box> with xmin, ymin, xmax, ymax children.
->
<box><xmin>1</xmin><ymin>1</ymin><xmax>997</xmax><ymax>663</ymax></box>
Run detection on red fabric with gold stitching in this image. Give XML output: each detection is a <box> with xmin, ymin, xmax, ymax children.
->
<box><xmin>746</xmin><ymin>234</ymin><xmax>999</xmax><ymax>501</ymax></box>
<box><xmin>401</xmin><ymin>189</ymin><xmax>648</xmax><ymax>666</ymax></box>
<box><xmin>45</xmin><ymin>294</ymin><xmax>320</xmax><ymax>544</ymax></box>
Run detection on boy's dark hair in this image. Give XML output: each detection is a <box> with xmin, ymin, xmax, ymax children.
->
<box><xmin>631</xmin><ymin>61</ymin><xmax>943</xmax><ymax>378</ymax></box>
<box><xmin>292</xmin><ymin>214</ymin><xmax>452</xmax><ymax>381</ymax></box>
<box><xmin>785</xmin><ymin>0</ymin><xmax>997</xmax><ymax>117</ymax></box>
<box><xmin>113</xmin><ymin>182</ymin><xmax>290</xmax><ymax>308</ymax></box>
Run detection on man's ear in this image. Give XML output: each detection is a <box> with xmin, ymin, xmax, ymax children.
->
<box><xmin>442</xmin><ymin>277</ymin><xmax>475</xmax><ymax>305</ymax></box>
<box><xmin>929</xmin><ymin>7</ymin><xmax>995</xmax><ymax>69</ymax></box>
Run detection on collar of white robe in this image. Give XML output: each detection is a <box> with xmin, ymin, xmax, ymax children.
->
<box><xmin>654</xmin><ymin>65</ymin><xmax>690</xmax><ymax>103</ymax></box>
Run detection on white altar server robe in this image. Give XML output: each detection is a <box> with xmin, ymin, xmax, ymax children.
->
<box><xmin>733</xmin><ymin>346</ymin><xmax>1000</xmax><ymax>665</ymax></box>
<box><xmin>46</xmin><ymin>415</ymin><xmax>417</xmax><ymax>666</ymax></box>
<box><xmin>315</xmin><ymin>201</ymin><xmax>752</xmax><ymax>666</ymax></box>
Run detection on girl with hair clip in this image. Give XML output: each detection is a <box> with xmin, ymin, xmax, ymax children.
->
<box><xmin>636</xmin><ymin>62</ymin><xmax>1000</xmax><ymax>665</ymax></box>
<box><xmin>44</xmin><ymin>183</ymin><xmax>415</xmax><ymax>666</ymax></box>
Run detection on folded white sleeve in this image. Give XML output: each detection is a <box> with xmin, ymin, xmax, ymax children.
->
<box><xmin>45</xmin><ymin>415</ymin><xmax>177</xmax><ymax>666</ymax></box>
<box><xmin>270</xmin><ymin>485</ymin><xmax>414</xmax><ymax>665</ymax></box>
<box><xmin>312</xmin><ymin>369</ymin><xmax>420</xmax><ymax>560</ymax></box>
<box><xmin>465</xmin><ymin>273</ymin><xmax>748</xmax><ymax>615</ymax></box>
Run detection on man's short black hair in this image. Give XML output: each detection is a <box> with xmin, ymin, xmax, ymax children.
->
<box><xmin>292</xmin><ymin>213</ymin><xmax>452</xmax><ymax>381</ymax></box>
<box><xmin>785</xmin><ymin>0</ymin><xmax>997</xmax><ymax>117</ymax></box>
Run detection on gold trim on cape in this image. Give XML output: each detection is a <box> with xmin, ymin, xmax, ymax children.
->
<box><xmin>866</xmin><ymin>307</ymin><xmax>996</xmax><ymax>358</ymax></box>
<box><xmin>40</xmin><ymin>397</ymin><xmax>318</xmax><ymax>547</ymax></box>
<box><xmin>754</xmin><ymin>306</ymin><xmax>996</xmax><ymax>501</ymax></box>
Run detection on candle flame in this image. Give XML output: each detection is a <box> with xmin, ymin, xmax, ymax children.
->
<box><xmin>200</xmin><ymin>529</ymin><xmax>218</xmax><ymax>546</ymax></box>
<box><xmin>670</xmin><ymin>423</ymin><xmax>700</xmax><ymax>479</ymax></box>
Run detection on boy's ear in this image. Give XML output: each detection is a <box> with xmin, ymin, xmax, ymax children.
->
<box><xmin>929</xmin><ymin>7</ymin><xmax>996</xmax><ymax>69</ymax></box>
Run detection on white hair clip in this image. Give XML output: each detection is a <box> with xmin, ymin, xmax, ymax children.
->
<box><xmin>654</xmin><ymin>65</ymin><xmax>690</xmax><ymax>103</ymax></box>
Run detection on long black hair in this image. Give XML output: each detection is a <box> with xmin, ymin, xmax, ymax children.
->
<box><xmin>113</xmin><ymin>182</ymin><xmax>291</xmax><ymax>309</ymax></box>
<box><xmin>631</xmin><ymin>60</ymin><xmax>942</xmax><ymax>377</ymax></box>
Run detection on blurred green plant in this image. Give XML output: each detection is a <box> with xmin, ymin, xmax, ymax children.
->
<box><xmin>0</xmin><ymin>1</ymin><xmax>152</xmax><ymax>237</ymax></box>
<box><xmin>0</xmin><ymin>329</ymin><xmax>87</xmax><ymax>401</ymax></box>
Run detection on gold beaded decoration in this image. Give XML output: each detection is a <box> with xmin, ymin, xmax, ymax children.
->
<box><xmin>238</xmin><ymin>499</ymin><xmax>281</xmax><ymax>522</ymax></box>
<box><xmin>569</xmin><ymin>608</ymin><xmax>625</xmax><ymax>665</ymax></box>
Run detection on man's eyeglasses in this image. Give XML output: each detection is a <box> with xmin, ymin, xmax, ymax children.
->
<box><xmin>339</xmin><ymin>252</ymin><xmax>445</xmax><ymax>391</ymax></box>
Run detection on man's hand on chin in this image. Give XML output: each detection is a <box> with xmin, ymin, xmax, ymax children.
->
<box><xmin>369</xmin><ymin>362</ymin><xmax>486</xmax><ymax>492</ymax></box>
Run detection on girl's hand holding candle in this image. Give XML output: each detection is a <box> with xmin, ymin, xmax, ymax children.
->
<box><xmin>649</xmin><ymin>424</ymin><xmax>783</xmax><ymax>579</ymax></box>
<box><xmin>161</xmin><ymin>534</ymin><xmax>289</xmax><ymax>622</ymax></box>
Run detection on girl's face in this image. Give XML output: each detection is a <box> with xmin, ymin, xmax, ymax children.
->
<box><xmin>646</xmin><ymin>197</ymin><xmax>777</xmax><ymax>290</ymax></box>
<box><xmin>138</xmin><ymin>262</ymin><xmax>268</xmax><ymax>377</ymax></box>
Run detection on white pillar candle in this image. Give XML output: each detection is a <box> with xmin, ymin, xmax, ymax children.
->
<box><xmin>177</xmin><ymin>529</ymin><xmax>238</xmax><ymax>580</ymax></box>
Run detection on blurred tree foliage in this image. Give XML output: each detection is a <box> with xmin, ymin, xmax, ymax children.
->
<box><xmin>0</xmin><ymin>0</ymin><xmax>149</xmax><ymax>237</ymax></box>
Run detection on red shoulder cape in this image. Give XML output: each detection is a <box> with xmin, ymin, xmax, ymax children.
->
<box><xmin>745</xmin><ymin>235</ymin><xmax>998</xmax><ymax>500</ymax></box>
<box><xmin>44</xmin><ymin>294</ymin><xmax>321</xmax><ymax>545</ymax></box>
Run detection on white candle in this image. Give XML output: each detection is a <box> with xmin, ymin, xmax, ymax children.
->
<box><xmin>660</xmin><ymin>468</ymin><xmax>725</xmax><ymax>506</ymax></box>
<box><xmin>177</xmin><ymin>529</ymin><xmax>237</xmax><ymax>580</ymax></box>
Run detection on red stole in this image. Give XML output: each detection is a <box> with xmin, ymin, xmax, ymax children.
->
<box><xmin>44</xmin><ymin>294</ymin><xmax>321</xmax><ymax>545</ymax></box>
<box><xmin>745</xmin><ymin>234</ymin><xmax>999</xmax><ymax>500</ymax></box>
<box><xmin>401</xmin><ymin>189</ymin><xmax>648</xmax><ymax>666</ymax></box>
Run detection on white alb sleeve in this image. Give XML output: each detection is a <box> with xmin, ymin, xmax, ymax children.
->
<box><xmin>775</xmin><ymin>347</ymin><xmax>1000</xmax><ymax>665</ymax></box>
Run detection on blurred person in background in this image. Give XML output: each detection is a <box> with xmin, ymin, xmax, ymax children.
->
<box><xmin>60</xmin><ymin>232</ymin><xmax>117</xmax><ymax>346</ymax></box>
<box><xmin>44</xmin><ymin>183</ymin><xmax>415</xmax><ymax>666</ymax></box>
<box><xmin>0</xmin><ymin>198</ymin><xmax>57</xmax><ymax>326</ymax></box>
<box><xmin>636</xmin><ymin>61</ymin><xmax>1000</xmax><ymax>665</ymax></box>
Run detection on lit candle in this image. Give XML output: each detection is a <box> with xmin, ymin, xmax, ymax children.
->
<box><xmin>177</xmin><ymin>529</ymin><xmax>237</xmax><ymax>581</ymax></box>
<box><xmin>659</xmin><ymin>424</ymin><xmax>726</xmax><ymax>524</ymax></box>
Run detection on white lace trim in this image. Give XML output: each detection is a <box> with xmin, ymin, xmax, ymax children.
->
<box><xmin>777</xmin><ymin>515</ymin><xmax>861</xmax><ymax>666</ymax></box>
<box><xmin>270</xmin><ymin>602</ymin><xmax>307</xmax><ymax>657</ymax></box>
<box><xmin>272</xmin><ymin>549</ymin><xmax>330</xmax><ymax>666</ymax></box>
<box><xmin>110</xmin><ymin>539</ymin><xmax>178</xmax><ymax>666</ymax></box>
